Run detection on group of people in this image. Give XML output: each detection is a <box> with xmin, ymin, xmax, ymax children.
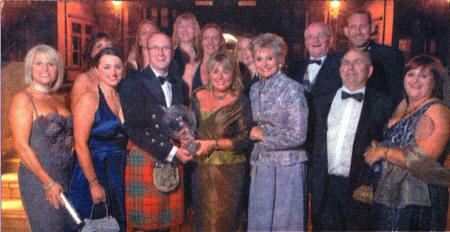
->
<box><xmin>9</xmin><ymin>8</ymin><xmax>449</xmax><ymax>232</ymax></box>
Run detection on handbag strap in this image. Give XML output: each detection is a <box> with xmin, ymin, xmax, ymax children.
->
<box><xmin>89</xmin><ymin>202</ymin><xmax>109</xmax><ymax>219</ymax></box>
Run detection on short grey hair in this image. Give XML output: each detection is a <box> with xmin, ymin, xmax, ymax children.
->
<box><xmin>304</xmin><ymin>22</ymin><xmax>332</xmax><ymax>39</ymax></box>
<box><xmin>341</xmin><ymin>49</ymin><xmax>372</xmax><ymax>66</ymax></box>
<box><xmin>24</xmin><ymin>44</ymin><xmax>64</xmax><ymax>92</ymax></box>
<box><xmin>251</xmin><ymin>33</ymin><xmax>288</xmax><ymax>65</ymax></box>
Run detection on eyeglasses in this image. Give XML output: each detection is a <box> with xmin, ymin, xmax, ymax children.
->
<box><xmin>305</xmin><ymin>33</ymin><xmax>328</xmax><ymax>41</ymax></box>
<box><xmin>148</xmin><ymin>46</ymin><xmax>172</xmax><ymax>52</ymax></box>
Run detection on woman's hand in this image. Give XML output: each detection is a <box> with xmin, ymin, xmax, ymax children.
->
<box><xmin>89</xmin><ymin>182</ymin><xmax>106</xmax><ymax>205</ymax></box>
<box><xmin>250</xmin><ymin>126</ymin><xmax>264</xmax><ymax>141</ymax></box>
<box><xmin>45</xmin><ymin>181</ymin><xmax>65</xmax><ymax>210</ymax></box>
<box><xmin>364</xmin><ymin>140</ymin><xmax>385</xmax><ymax>166</ymax></box>
<box><xmin>195</xmin><ymin>140</ymin><xmax>215</xmax><ymax>156</ymax></box>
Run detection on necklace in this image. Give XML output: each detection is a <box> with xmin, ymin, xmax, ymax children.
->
<box><xmin>400</xmin><ymin>98</ymin><xmax>429</xmax><ymax>120</ymax></box>
<box><xmin>32</xmin><ymin>84</ymin><xmax>50</xmax><ymax>94</ymax></box>
<box><xmin>211</xmin><ymin>88</ymin><xmax>230</xmax><ymax>103</ymax></box>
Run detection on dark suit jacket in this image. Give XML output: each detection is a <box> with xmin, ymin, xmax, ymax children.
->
<box><xmin>119</xmin><ymin>66</ymin><xmax>188</xmax><ymax>161</ymax></box>
<box><xmin>289</xmin><ymin>54</ymin><xmax>342</xmax><ymax>100</ymax></box>
<box><xmin>310</xmin><ymin>87</ymin><xmax>394</xmax><ymax>217</ymax></box>
<box><xmin>288</xmin><ymin>54</ymin><xmax>342</xmax><ymax>155</ymax></box>
<box><xmin>338</xmin><ymin>40</ymin><xmax>405</xmax><ymax>105</ymax></box>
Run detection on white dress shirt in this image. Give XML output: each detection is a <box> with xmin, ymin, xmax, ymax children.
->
<box><xmin>150</xmin><ymin>67</ymin><xmax>172</xmax><ymax>108</ymax></box>
<box><xmin>306</xmin><ymin>55</ymin><xmax>326</xmax><ymax>85</ymax></box>
<box><xmin>149</xmin><ymin>67</ymin><xmax>177</xmax><ymax>161</ymax></box>
<box><xmin>326</xmin><ymin>86</ymin><xmax>365</xmax><ymax>177</ymax></box>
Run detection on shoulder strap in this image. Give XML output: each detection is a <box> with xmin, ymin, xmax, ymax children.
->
<box><xmin>420</xmin><ymin>100</ymin><xmax>444</xmax><ymax>113</ymax></box>
<box><xmin>24</xmin><ymin>91</ymin><xmax>39</xmax><ymax>117</ymax></box>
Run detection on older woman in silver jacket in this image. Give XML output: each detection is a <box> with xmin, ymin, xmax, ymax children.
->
<box><xmin>248</xmin><ymin>33</ymin><xmax>308</xmax><ymax>231</ymax></box>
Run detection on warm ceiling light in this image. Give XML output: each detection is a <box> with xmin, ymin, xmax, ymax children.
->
<box><xmin>223</xmin><ymin>33</ymin><xmax>238</xmax><ymax>43</ymax></box>
<box><xmin>330</xmin><ymin>0</ymin><xmax>340</xmax><ymax>8</ymax></box>
<box><xmin>112</xmin><ymin>1</ymin><xmax>122</xmax><ymax>7</ymax></box>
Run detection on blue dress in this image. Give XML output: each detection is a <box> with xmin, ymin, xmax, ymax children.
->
<box><xmin>68</xmin><ymin>87</ymin><xmax>127</xmax><ymax>231</ymax></box>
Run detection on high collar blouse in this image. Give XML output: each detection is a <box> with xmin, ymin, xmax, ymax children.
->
<box><xmin>249</xmin><ymin>72</ymin><xmax>309</xmax><ymax>167</ymax></box>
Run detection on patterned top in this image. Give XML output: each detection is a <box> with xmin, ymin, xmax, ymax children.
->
<box><xmin>375</xmin><ymin>100</ymin><xmax>449</xmax><ymax>208</ymax></box>
<box><xmin>249</xmin><ymin>72</ymin><xmax>309</xmax><ymax>166</ymax></box>
<box><xmin>383</xmin><ymin>101</ymin><xmax>440</xmax><ymax>150</ymax></box>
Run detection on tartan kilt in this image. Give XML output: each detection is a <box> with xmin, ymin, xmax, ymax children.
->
<box><xmin>125</xmin><ymin>139</ymin><xmax>184</xmax><ymax>231</ymax></box>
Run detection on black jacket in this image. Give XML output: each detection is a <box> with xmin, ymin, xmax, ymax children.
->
<box><xmin>119</xmin><ymin>66</ymin><xmax>189</xmax><ymax>161</ymax></box>
<box><xmin>310</xmin><ymin>87</ymin><xmax>394</xmax><ymax>216</ymax></box>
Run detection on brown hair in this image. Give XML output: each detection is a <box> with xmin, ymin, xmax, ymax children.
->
<box><xmin>84</xmin><ymin>32</ymin><xmax>112</xmax><ymax>69</ymax></box>
<box><xmin>195</xmin><ymin>23</ymin><xmax>225</xmax><ymax>62</ymax></box>
<box><xmin>127</xmin><ymin>20</ymin><xmax>160</xmax><ymax>70</ymax></box>
<box><xmin>345</xmin><ymin>9</ymin><xmax>372</xmax><ymax>26</ymax></box>
<box><xmin>404</xmin><ymin>55</ymin><xmax>445</xmax><ymax>100</ymax></box>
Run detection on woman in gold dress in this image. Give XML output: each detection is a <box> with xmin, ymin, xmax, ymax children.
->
<box><xmin>191</xmin><ymin>51</ymin><xmax>252</xmax><ymax>231</ymax></box>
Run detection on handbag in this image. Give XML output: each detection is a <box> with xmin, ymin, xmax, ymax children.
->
<box><xmin>153</xmin><ymin>160</ymin><xmax>180</xmax><ymax>193</ymax></box>
<box><xmin>352</xmin><ymin>184</ymin><xmax>374</xmax><ymax>204</ymax></box>
<box><xmin>81</xmin><ymin>202</ymin><xmax>120</xmax><ymax>232</ymax></box>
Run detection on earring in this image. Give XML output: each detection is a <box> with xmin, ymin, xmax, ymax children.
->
<box><xmin>277</xmin><ymin>64</ymin><xmax>282</xmax><ymax>75</ymax></box>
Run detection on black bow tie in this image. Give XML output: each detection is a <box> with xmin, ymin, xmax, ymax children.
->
<box><xmin>157</xmin><ymin>75</ymin><xmax>169</xmax><ymax>84</ymax></box>
<box><xmin>341</xmin><ymin>91</ymin><xmax>364</xmax><ymax>102</ymax></box>
<box><xmin>308</xmin><ymin>59</ymin><xmax>322</xmax><ymax>65</ymax></box>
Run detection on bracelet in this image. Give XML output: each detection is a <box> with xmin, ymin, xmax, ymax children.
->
<box><xmin>43</xmin><ymin>180</ymin><xmax>55</xmax><ymax>190</ymax></box>
<box><xmin>88</xmin><ymin>177</ymin><xmax>98</xmax><ymax>185</ymax></box>
<box><xmin>215</xmin><ymin>140</ymin><xmax>219</xmax><ymax>150</ymax></box>
<box><xmin>384</xmin><ymin>147</ymin><xmax>389</xmax><ymax>159</ymax></box>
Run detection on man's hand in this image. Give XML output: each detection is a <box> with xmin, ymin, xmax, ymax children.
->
<box><xmin>175</xmin><ymin>147</ymin><xmax>193</xmax><ymax>164</ymax></box>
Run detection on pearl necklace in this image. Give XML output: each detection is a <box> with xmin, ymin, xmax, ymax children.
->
<box><xmin>32</xmin><ymin>84</ymin><xmax>50</xmax><ymax>94</ymax></box>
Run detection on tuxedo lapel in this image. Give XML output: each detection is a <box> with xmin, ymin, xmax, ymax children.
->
<box><xmin>311</xmin><ymin>56</ymin><xmax>342</xmax><ymax>97</ymax></box>
<box><xmin>141</xmin><ymin>67</ymin><xmax>167</xmax><ymax>107</ymax></box>
<box><xmin>167</xmin><ymin>72</ymin><xmax>182</xmax><ymax>106</ymax></box>
<box><xmin>311</xmin><ymin>57</ymin><xmax>328</xmax><ymax>91</ymax></box>
<box><xmin>349</xmin><ymin>89</ymin><xmax>373</xmax><ymax>188</ymax></box>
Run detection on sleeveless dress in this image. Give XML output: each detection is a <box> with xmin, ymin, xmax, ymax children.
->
<box><xmin>18</xmin><ymin>92</ymin><xmax>74</xmax><ymax>232</ymax></box>
<box><xmin>68</xmin><ymin>87</ymin><xmax>127</xmax><ymax>231</ymax></box>
<box><xmin>372</xmin><ymin>100</ymin><xmax>449</xmax><ymax>231</ymax></box>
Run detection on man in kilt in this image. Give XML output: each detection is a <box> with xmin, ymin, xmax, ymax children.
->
<box><xmin>119</xmin><ymin>32</ymin><xmax>192</xmax><ymax>231</ymax></box>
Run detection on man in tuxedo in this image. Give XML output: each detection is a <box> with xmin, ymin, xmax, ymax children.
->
<box><xmin>289</xmin><ymin>22</ymin><xmax>342</xmax><ymax>154</ymax></box>
<box><xmin>119</xmin><ymin>33</ymin><xmax>191</xmax><ymax>231</ymax></box>
<box><xmin>292</xmin><ymin>22</ymin><xmax>342</xmax><ymax>98</ymax></box>
<box><xmin>343</xmin><ymin>9</ymin><xmax>405</xmax><ymax>105</ymax></box>
<box><xmin>310</xmin><ymin>49</ymin><xmax>394</xmax><ymax>231</ymax></box>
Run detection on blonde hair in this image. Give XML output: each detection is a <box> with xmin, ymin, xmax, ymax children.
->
<box><xmin>251</xmin><ymin>33</ymin><xmax>288</xmax><ymax>66</ymax></box>
<box><xmin>24</xmin><ymin>44</ymin><xmax>64</xmax><ymax>92</ymax></box>
<box><xmin>172</xmin><ymin>13</ymin><xmax>200</xmax><ymax>48</ymax></box>
<box><xmin>206</xmin><ymin>51</ymin><xmax>243</xmax><ymax>93</ymax></box>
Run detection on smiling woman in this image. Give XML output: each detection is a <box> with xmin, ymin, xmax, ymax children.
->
<box><xmin>364</xmin><ymin>55</ymin><xmax>450</xmax><ymax>231</ymax></box>
<box><xmin>68</xmin><ymin>48</ymin><xmax>127</xmax><ymax>232</ymax></box>
<box><xmin>191</xmin><ymin>51</ymin><xmax>251</xmax><ymax>231</ymax></box>
<box><xmin>248</xmin><ymin>33</ymin><xmax>309</xmax><ymax>231</ymax></box>
<box><xmin>9</xmin><ymin>44</ymin><xmax>73</xmax><ymax>231</ymax></box>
